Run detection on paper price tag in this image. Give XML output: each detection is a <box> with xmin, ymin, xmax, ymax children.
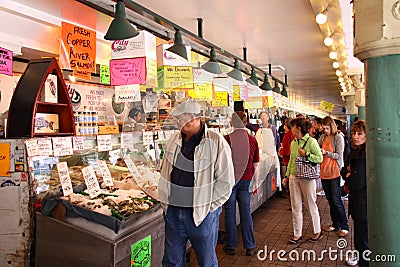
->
<box><xmin>97</xmin><ymin>135</ymin><xmax>112</xmax><ymax>151</ymax></box>
<box><xmin>81</xmin><ymin>166</ymin><xmax>101</xmax><ymax>199</ymax></box>
<box><xmin>37</xmin><ymin>139</ymin><xmax>53</xmax><ymax>155</ymax></box>
<box><xmin>163</xmin><ymin>130</ymin><xmax>175</xmax><ymax>141</ymax></box>
<box><xmin>109</xmin><ymin>149</ymin><xmax>121</xmax><ymax>159</ymax></box>
<box><xmin>25</xmin><ymin>139</ymin><xmax>39</xmax><ymax>157</ymax></box>
<box><xmin>142</xmin><ymin>132</ymin><xmax>154</xmax><ymax>146</ymax></box>
<box><xmin>124</xmin><ymin>157</ymin><xmax>143</xmax><ymax>185</ymax></box>
<box><xmin>56</xmin><ymin>162</ymin><xmax>73</xmax><ymax>196</ymax></box>
<box><xmin>73</xmin><ymin>137</ymin><xmax>85</xmax><ymax>151</ymax></box>
<box><xmin>52</xmin><ymin>137</ymin><xmax>73</xmax><ymax>156</ymax></box>
<box><xmin>97</xmin><ymin>160</ymin><xmax>114</xmax><ymax>187</ymax></box>
<box><xmin>121</xmin><ymin>133</ymin><xmax>134</xmax><ymax>149</ymax></box>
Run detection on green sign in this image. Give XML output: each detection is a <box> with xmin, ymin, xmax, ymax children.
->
<box><xmin>130</xmin><ymin>235</ymin><xmax>151</xmax><ymax>267</ymax></box>
<box><xmin>100</xmin><ymin>64</ymin><xmax>110</xmax><ymax>85</ymax></box>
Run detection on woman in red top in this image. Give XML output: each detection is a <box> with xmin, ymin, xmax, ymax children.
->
<box><xmin>223</xmin><ymin>112</ymin><xmax>259</xmax><ymax>256</ymax></box>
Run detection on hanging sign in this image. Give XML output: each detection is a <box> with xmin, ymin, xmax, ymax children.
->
<box><xmin>240</xmin><ymin>84</ymin><xmax>248</xmax><ymax>101</ymax></box>
<box><xmin>61</xmin><ymin>22</ymin><xmax>96</xmax><ymax>80</ymax></box>
<box><xmin>162</xmin><ymin>66</ymin><xmax>194</xmax><ymax>89</ymax></box>
<box><xmin>212</xmin><ymin>91</ymin><xmax>229</xmax><ymax>107</ymax></box>
<box><xmin>81</xmin><ymin>165</ymin><xmax>101</xmax><ymax>198</ymax></box>
<box><xmin>233</xmin><ymin>85</ymin><xmax>241</xmax><ymax>101</ymax></box>
<box><xmin>187</xmin><ymin>68</ymin><xmax>213</xmax><ymax>100</ymax></box>
<box><xmin>115</xmin><ymin>84</ymin><xmax>141</xmax><ymax>103</ymax></box>
<box><xmin>56</xmin><ymin>162</ymin><xmax>73</xmax><ymax>196</ymax></box>
<box><xmin>100</xmin><ymin>64</ymin><xmax>110</xmax><ymax>85</ymax></box>
<box><xmin>52</xmin><ymin>137</ymin><xmax>73</xmax><ymax>156</ymax></box>
<box><xmin>130</xmin><ymin>235</ymin><xmax>151</xmax><ymax>267</ymax></box>
<box><xmin>110</xmin><ymin>57</ymin><xmax>147</xmax><ymax>86</ymax></box>
<box><xmin>0</xmin><ymin>47</ymin><xmax>13</xmax><ymax>76</ymax></box>
<box><xmin>97</xmin><ymin>135</ymin><xmax>112</xmax><ymax>152</ymax></box>
<box><xmin>245</xmin><ymin>96</ymin><xmax>263</xmax><ymax>109</ymax></box>
<box><xmin>320</xmin><ymin>100</ymin><xmax>335</xmax><ymax>112</ymax></box>
<box><xmin>97</xmin><ymin>160</ymin><xmax>114</xmax><ymax>187</ymax></box>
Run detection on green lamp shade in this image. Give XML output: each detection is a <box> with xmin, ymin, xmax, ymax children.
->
<box><xmin>281</xmin><ymin>84</ymin><xmax>288</xmax><ymax>97</ymax></box>
<box><xmin>166</xmin><ymin>29</ymin><xmax>188</xmax><ymax>61</ymax></box>
<box><xmin>246</xmin><ymin>68</ymin><xmax>258</xmax><ymax>85</ymax></box>
<box><xmin>246</xmin><ymin>77</ymin><xmax>256</xmax><ymax>85</ymax></box>
<box><xmin>260</xmin><ymin>74</ymin><xmax>272</xmax><ymax>91</ymax></box>
<box><xmin>201</xmin><ymin>47</ymin><xmax>221</xmax><ymax>74</ymax></box>
<box><xmin>104</xmin><ymin>1</ymin><xmax>139</xmax><ymax>40</ymax></box>
<box><xmin>273</xmin><ymin>80</ymin><xmax>281</xmax><ymax>93</ymax></box>
<box><xmin>227</xmin><ymin>59</ymin><xmax>243</xmax><ymax>81</ymax></box>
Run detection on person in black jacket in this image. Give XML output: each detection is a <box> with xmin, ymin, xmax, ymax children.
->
<box><xmin>344</xmin><ymin>120</ymin><xmax>368</xmax><ymax>267</ymax></box>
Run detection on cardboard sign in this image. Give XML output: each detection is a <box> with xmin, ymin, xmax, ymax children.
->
<box><xmin>0</xmin><ymin>47</ymin><xmax>13</xmax><ymax>76</ymax></box>
<box><xmin>56</xmin><ymin>162</ymin><xmax>73</xmax><ymax>196</ymax></box>
<box><xmin>131</xmin><ymin>235</ymin><xmax>151</xmax><ymax>267</ymax></box>
<box><xmin>81</xmin><ymin>166</ymin><xmax>101</xmax><ymax>199</ymax></box>
<box><xmin>96</xmin><ymin>160</ymin><xmax>114</xmax><ymax>187</ymax></box>
<box><xmin>212</xmin><ymin>91</ymin><xmax>229</xmax><ymax>107</ymax></box>
<box><xmin>100</xmin><ymin>64</ymin><xmax>110</xmax><ymax>85</ymax></box>
<box><xmin>97</xmin><ymin>135</ymin><xmax>112</xmax><ymax>151</ymax></box>
<box><xmin>110</xmin><ymin>57</ymin><xmax>147</xmax><ymax>86</ymax></box>
<box><xmin>61</xmin><ymin>22</ymin><xmax>96</xmax><ymax>80</ymax></box>
<box><xmin>115</xmin><ymin>84</ymin><xmax>141</xmax><ymax>103</ymax></box>
<box><xmin>52</xmin><ymin>137</ymin><xmax>73</xmax><ymax>156</ymax></box>
<box><xmin>72</xmin><ymin>137</ymin><xmax>85</xmax><ymax>151</ymax></box>
<box><xmin>0</xmin><ymin>143</ymin><xmax>10</xmax><ymax>176</ymax></box>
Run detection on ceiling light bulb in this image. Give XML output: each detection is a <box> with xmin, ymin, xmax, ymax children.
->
<box><xmin>338</xmin><ymin>77</ymin><xmax>344</xmax><ymax>82</ymax></box>
<box><xmin>324</xmin><ymin>36</ymin><xmax>334</xmax><ymax>46</ymax></box>
<box><xmin>316</xmin><ymin>12</ymin><xmax>328</xmax><ymax>24</ymax></box>
<box><xmin>336</xmin><ymin>70</ymin><xmax>342</xmax><ymax>76</ymax></box>
<box><xmin>333</xmin><ymin>61</ymin><xmax>340</xmax><ymax>68</ymax></box>
<box><xmin>329</xmin><ymin>51</ymin><xmax>337</xmax><ymax>59</ymax></box>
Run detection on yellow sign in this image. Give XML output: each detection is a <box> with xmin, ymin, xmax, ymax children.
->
<box><xmin>162</xmin><ymin>66</ymin><xmax>194</xmax><ymax>89</ymax></box>
<box><xmin>233</xmin><ymin>85</ymin><xmax>241</xmax><ymax>101</ymax></box>
<box><xmin>188</xmin><ymin>82</ymin><xmax>213</xmax><ymax>100</ymax></box>
<box><xmin>244</xmin><ymin>96</ymin><xmax>263</xmax><ymax>109</ymax></box>
<box><xmin>320</xmin><ymin>100</ymin><xmax>335</xmax><ymax>113</ymax></box>
<box><xmin>0</xmin><ymin>143</ymin><xmax>10</xmax><ymax>176</ymax></box>
<box><xmin>212</xmin><ymin>91</ymin><xmax>229</xmax><ymax>107</ymax></box>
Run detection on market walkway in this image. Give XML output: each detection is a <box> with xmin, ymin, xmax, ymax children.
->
<box><xmin>187</xmin><ymin>193</ymin><xmax>353</xmax><ymax>267</ymax></box>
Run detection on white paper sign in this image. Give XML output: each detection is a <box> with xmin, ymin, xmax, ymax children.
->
<box><xmin>124</xmin><ymin>157</ymin><xmax>143</xmax><ymax>184</ymax></box>
<box><xmin>121</xmin><ymin>133</ymin><xmax>134</xmax><ymax>149</ymax></box>
<box><xmin>56</xmin><ymin>162</ymin><xmax>73</xmax><ymax>196</ymax></box>
<box><xmin>115</xmin><ymin>84</ymin><xmax>141</xmax><ymax>103</ymax></box>
<box><xmin>73</xmin><ymin>137</ymin><xmax>85</xmax><ymax>151</ymax></box>
<box><xmin>81</xmin><ymin>166</ymin><xmax>101</xmax><ymax>198</ymax></box>
<box><xmin>163</xmin><ymin>130</ymin><xmax>175</xmax><ymax>141</ymax></box>
<box><xmin>142</xmin><ymin>131</ymin><xmax>153</xmax><ymax>146</ymax></box>
<box><xmin>96</xmin><ymin>160</ymin><xmax>114</xmax><ymax>187</ymax></box>
<box><xmin>37</xmin><ymin>139</ymin><xmax>53</xmax><ymax>155</ymax></box>
<box><xmin>109</xmin><ymin>149</ymin><xmax>121</xmax><ymax>159</ymax></box>
<box><xmin>97</xmin><ymin>135</ymin><xmax>112</xmax><ymax>151</ymax></box>
<box><xmin>156</xmin><ymin>131</ymin><xmax>165</xmax><ymax>141</ymax></box>
<box><xmin>25</xmin><ymin>139</ymin><xmax>39</xmax><ymax>157</ymax></box>
<box><xmin>52</xmin><ymin>137</ymin><xmax>73</xmax><ymax>156</ymax></box>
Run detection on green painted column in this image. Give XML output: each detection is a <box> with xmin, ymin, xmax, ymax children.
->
<box><xmin>358</xmin><ymin>106</ymin><xmax>365</xmax><ymax>121</ymax></box>
<box><xmin>365</xmin><ymin>55</ymin><xmax>400</xmax><ymax>262</ymax></box>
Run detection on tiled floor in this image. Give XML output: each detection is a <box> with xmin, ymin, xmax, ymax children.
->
<box><xmin>187</xmin><ymin>194</ymin><xmax>354</xmax><ymax>266</ymax></box>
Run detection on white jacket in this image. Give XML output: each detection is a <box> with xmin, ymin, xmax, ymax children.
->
<box><xmin>158</xmin><ymin>124</ymin><xmax>235</xmax><ymax>226</ymax></box>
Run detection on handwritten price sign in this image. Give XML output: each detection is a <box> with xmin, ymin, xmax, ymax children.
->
<box><xmin>162</xmin><ymin>66</ymin><xmax>194</xmax><ymax>89</ymax></box>
<box><xmin>212</xmin><ymin>91</ymin><xmax>229</xmax><ymax>107</ymax></box>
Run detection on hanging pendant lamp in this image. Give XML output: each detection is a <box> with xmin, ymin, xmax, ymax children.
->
<box><xmin>201</xmin><ymin>47</ymin><xmax>221</xmax><ymax>74</ymax></box>
<box><xmin>166</xmin><ymin>28</ymin><xmax>188</xmax><ymax>61</ymax></box>
<box><xmin>246</xmin><ymin>67</ymin><xmax>258</xmax><ymax>85</ymax></box>
<box><xmin>227</xmin><ymin>59</ymin><xmax>243</xmax><ymax>81</ymax></box>
<box><xmin>104</xmin><ymin>0</ymin><xmax>139</xmax><ymax>40</ymax></box>
<box><xmin>272</xmin><ymin>80</ymin><xmax>281</xmax><ymax>93</ymax></box>
<box><xmin>259</xmin><ymin>73</ymin><xmax>272</xmax><ymax>91</ymax></box>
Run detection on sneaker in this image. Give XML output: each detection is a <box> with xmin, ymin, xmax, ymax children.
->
<box><xmin>346</xmin><ymin>255</ymin><xmax>358</xmax><ymax>266</ymax></box>
<box><xmin>223</xmin><ymin>246</ymin><xmax>235</xmax><ymax>255</ymax></box>
<box><xmin>316</xmin><ymin>191</ymin><xmax>325</xmax><ymax>196</ymax></box>
<box><xmin>339</xmin><ymin>230</ymin><xmax>349</xmax><ymax>237</ymax></box>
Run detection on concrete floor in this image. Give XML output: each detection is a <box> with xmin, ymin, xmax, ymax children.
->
<box><xmin>187</xmin><ymin>193</ymin><xmax>354</xmax><ymax>266</ymax></box>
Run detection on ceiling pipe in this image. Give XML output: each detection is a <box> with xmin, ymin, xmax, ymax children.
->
<box><xmin>197</xmin><ymin>18</ymin><xmax>203</xmax><ymax>38</ymax></box>
<box><xmin>243</xmin><ymin>47</ymin><xmax>247</xmax><ymax>62</ymax></box>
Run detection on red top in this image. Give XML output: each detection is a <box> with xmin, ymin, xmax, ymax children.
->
<box><xmin>225</xmin><ymin>129</ymin><xmax>260</xmax><ymax>181</ymax></box>
<box><xmin>280</xmin><ymin>130</ymin><xmax>295</xmax><ymax>166</ymax></box>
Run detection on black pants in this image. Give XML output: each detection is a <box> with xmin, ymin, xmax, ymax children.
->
<box><xmin>354</xmin><ymin>219</ymin><xmax>369</xmax><ymax>267</ymax></box>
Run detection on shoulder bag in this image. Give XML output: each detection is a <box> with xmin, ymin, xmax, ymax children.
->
<box><xmin>295</xmin><ymin>138</ymin><xmax>320</xmax><ymax>179</ymax></box>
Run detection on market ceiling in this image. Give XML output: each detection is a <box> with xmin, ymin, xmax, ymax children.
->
<box><xmin>4</xmin><ymin>0</ymin><xmax>363</xmax><ymax>118</ymax></box>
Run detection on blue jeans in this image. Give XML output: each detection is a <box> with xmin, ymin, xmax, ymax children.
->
<box><xmin>224</xmin><ymin>179</ymin><xmax>255</xmax><ymax>250</ymax></box>
<box><xmin>321</xmin><ymin>177</ymin><xmax>349</xmax><ymax>231</ymax></box>
<box><xmin>162</xmin><ymin>206</ymin><xmax>221</xmax><ymax>267</ymax></box>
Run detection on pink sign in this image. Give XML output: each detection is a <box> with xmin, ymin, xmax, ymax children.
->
<box><xmin>0</xmin><ymin>47</ymin><xmax>13</xmax><ymax>76</ymax></box>
<box><xmin>110</xmin><ymin>57</ymin><xmax>147</xmax><ymax>86</ymax></box>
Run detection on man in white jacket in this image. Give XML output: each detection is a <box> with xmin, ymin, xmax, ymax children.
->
<box><xmin>159</xmin><ymin>98</ymin><xmax>235</xmax><ymax>267</ymax></box>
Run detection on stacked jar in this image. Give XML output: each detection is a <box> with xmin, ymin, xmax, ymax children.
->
<box><xmin>74</xmin><ymin>111</ymin><xmax>99</xmax><ymax>136</ymax></box>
